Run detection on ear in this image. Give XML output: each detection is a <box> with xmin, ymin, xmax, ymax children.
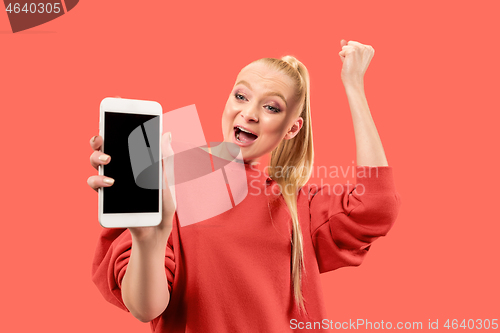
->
<box><xmin>284</xmin><ymin>117</ymin><xmax>304</xmax><ymax>140</ymax></box>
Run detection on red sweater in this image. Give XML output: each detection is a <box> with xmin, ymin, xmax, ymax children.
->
<box><xmin>92</xmin><ymin>151</ymin><xmax>402</xmax><ymax>332</ymax></box>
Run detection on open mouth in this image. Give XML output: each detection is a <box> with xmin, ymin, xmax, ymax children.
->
<box><xmin>234</xmin><ymin>126</ymin><xmax>258</xmax><ymax>144</ymax></box>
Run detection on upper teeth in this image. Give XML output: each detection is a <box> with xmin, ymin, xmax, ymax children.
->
<box><xmin>237</xmin><ymin>127</ymin><xmax>253</xmax><ymax>135</ymax></box>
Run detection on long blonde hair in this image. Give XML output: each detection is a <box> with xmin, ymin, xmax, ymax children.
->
<box><xmin>248</xmin><ymin>56</ymin><xmax>314</xmax><ymax>315</ymax></box>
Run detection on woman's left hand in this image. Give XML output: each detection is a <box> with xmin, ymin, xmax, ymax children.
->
<box><xmin>338</xmin><ymin>39</ymin><xmax>375</xmax><ymax>88</ymax></box>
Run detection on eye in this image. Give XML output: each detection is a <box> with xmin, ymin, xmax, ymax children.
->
<box><xmin>234</xmin><ymin>93</ymin><xmax>247</xmax><ymax>101</ymax></box>
<box><xmin>234</xmin><ymin>92</ymin><xmax>281</xmax><ymax>113</ymax></box>
<box><xmin>265</xmin><ymin>105</ymin><xmax>281</xmax><ymax>113</ymax></box>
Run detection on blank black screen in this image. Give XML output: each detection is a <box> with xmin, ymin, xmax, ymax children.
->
<box><xmin>103</xmin><ymin>112</ymin><xmax>160</xmax><ymax>213</ymax></box>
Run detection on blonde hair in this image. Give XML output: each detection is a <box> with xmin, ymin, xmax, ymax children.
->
<box><xmin>247</xmin><ymin>55</ymin><xmax>314</xmax><ymax>315</ymax></box>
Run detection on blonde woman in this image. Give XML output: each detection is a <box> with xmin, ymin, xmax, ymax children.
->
<box><xmin>89</xmin><ymin>39</ymin><xmax>402</xmax><ymax>332</ymax></box>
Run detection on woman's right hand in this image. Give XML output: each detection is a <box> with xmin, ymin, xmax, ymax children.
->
<box><xmin>88</xmin><ymin>133</ymin><xmax>176</xmax><ymax>242</ymax></box>
<box><xmin>87</xmin><ymin>135</ymin><xmax>115</xmax><ymax>190</ymax></box>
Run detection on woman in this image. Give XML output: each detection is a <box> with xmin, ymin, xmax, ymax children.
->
<box><xmin>88</xmin><ymin>39</ymin><xmax>402</xmax><ymax>332</ymax></box>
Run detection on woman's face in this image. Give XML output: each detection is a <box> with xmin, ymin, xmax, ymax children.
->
<box><xmin>221</xmin><ymin>62</ymin><xmax>303</xmax><ymax>164</ymax></box>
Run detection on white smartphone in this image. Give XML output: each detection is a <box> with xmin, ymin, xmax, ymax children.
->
<box><xmin>98</xmin><ymin>97</ymin><xmax>163</xmax><ymax>228</ymax></box>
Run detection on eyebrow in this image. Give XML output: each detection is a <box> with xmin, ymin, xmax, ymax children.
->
<box><xmin>235</xmin><ymin>80</ymin><xmax>288</xmax><ymax>107</ymax></box>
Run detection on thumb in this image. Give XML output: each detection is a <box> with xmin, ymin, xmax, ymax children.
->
<box><xmin>162</xmin><ymin>132</ymin><xmax>173</xmax><ymax>159</ymax></box>
<box><xmin>340</xmin><ymin>39</ymin><xmax>347</xmax><ymax>48</ymax></box>
<box><xmin>160</xmin><ymin>132</ymin><xmax>177</xmax><ymax>213</ymax></box>
<box><xmin>161</xmin><ymin>131</ymin><xmax>174</xmax><ymax>190</ymax></box>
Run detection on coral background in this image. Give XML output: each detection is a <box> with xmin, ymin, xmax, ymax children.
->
<box><xmin>1</xmin><ymin>1</ymin><xmax>498</xmax><ymax>331</ymax></box>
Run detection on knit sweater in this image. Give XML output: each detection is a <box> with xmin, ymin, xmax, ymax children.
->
<box><xmin>92</xmin><ymin>149</ymin><xmax>402</xmax><ymax>332</ymax></box>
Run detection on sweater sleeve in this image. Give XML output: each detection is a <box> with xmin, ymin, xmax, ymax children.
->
<box><xmin>91</xmin><ymin>227</ymin><xmax>176</xmax><ymax>312</ymax></box>
<box><xmin>308</xmin><ymin>166</ymin><xmax>402</xmax><ymax>274</ymax></box>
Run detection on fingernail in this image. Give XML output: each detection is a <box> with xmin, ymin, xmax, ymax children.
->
<box><xmin>99</xmin><ymin>154</ymin><xmax>110</xmax><ymax>162</ymax></box>
<box><xmin>168</xmin><ymin>132</ymin><xmax>172</xmax><ymax>143</ymax></box>
<box><xmin>103</xmin><ymin>178</ymin><xmax>114</xmax><ymax>185</ymax></box>
<box><xmin>92</xmin><ymin>136</ymin><xmax>97</xmax><ymax>143</ymax></box>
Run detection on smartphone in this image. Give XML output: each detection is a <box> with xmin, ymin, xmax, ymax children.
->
<box><xmin>98</xmin><ymin>97</ymin><xmax>163</xmax><ymax>228</ymax></box>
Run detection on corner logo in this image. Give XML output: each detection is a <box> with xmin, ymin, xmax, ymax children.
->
<box><xmin>3</xmin><ymin>1</ymin><xmax>78</xmax><ymax>33</ymax></box>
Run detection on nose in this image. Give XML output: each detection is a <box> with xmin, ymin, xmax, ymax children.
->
<box><xmin>240</xmin><ymin>106</ymin><xmax>258</xmax><ymax>123</ymax></box>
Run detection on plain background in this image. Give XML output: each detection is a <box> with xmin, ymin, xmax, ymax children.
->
<box><xmin>1</xmin><ymin>1</ymin><xmax>499</xmax><ymax>332</ymax></box>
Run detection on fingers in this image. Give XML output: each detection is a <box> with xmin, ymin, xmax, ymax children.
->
<box><xmin>341</xmin><ymin>40</ymin><xmax>358</xmax><ymax>50</ymax></box>
<box><xmin>88</xmin><ymin>130</ymin><xmax>115</xmax><ymax>191</ymax></box>
<box><xmin>89</xmin><ymin>135</ymin><xmax>111</xmax><ymax>170</ymax></box>
<box><xmin>341</xmin><ymin>41</ymin><xmax>374</xmax><ymax>52</ymax></box>
<box><xmin>340</xmin><ymin>43</ymin><xmax>354</xmax><ymax>56</ymax></box>
<box><xmin>339</xmin><ymin>41</ymin><xmax>374</xmax><ymax>60</ymax></box>
<box><xmin>90</xmin><ymin>150</ymin><xmax>111</xmax><ymax>170</ymax></box>
<box><xmin>87</xmin><ymin>175</ymin><xmax>115</xmax><ymax>192</ymax></box>
<box><xmin>339</xmin><ymin>48</ymin><xmax>352</xmax><ymax>59</ymax></box>
<box><xmin>347</xmin><ymin>40</ymin><xmax>364</xmax><ymax>47</ymax></box>
<box><xmin>90</xmin><ymin>135</ymin><xmax>103</xmax><ymax>151</ymax></box>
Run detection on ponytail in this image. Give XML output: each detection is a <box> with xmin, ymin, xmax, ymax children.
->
<box><xmin>252</xmin><ymin>55</ymin><xmax>314</xmax><ymax>315</ymax></box>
